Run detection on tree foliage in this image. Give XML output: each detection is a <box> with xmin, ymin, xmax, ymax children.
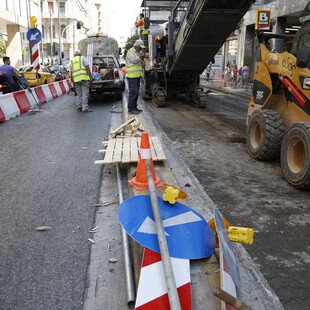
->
<box><xmin>123</xmin><ymin>35</ymin><xmax>139</xmax><ymax>58</ymax></box>
<box><xmin>0</xmin><ymin>40</ymin><xmax>6</xmax><ymax>57</ymax></box>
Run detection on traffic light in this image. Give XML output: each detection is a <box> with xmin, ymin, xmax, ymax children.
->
<box><xmin>77</xmin><ymin>21</ymin><xmax>82</xmax><ymax>29</ymax></box>
<box><xmin>61</xmin><ymin>51</ymin><xmax>64</xmax><ymax>58</ymax></box>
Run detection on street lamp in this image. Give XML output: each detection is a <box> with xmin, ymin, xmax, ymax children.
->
<box><xmin>61</xmin><ymin>24</ymin><xmax>71</xmax><ymax>64</ymax></box>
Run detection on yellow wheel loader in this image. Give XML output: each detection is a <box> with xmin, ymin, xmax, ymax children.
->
<box><xmin>246</xmin><ymin>4</ymin><xmax>310</xmax><ymax>189</ymax></box>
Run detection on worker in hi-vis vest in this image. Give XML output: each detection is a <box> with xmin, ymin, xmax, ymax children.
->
<box><xmin>70</xmin><ymin>50</ymin><xmax>93</xmax><ymax>112</ymax></box>
<box><xmin>125</xmin><ymin>39</ymin><xmax>145</xmax><ymax>114</ymax></box>
<box><xmin>135</xmin><ymin>13</ymin><xmax>144</xmax><ymax>31</ymax></box>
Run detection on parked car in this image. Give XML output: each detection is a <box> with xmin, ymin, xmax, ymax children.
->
<box><xmin>18</xmin><ymin>65</ymin><xmax>56</xmax><ymax>86</ymax></box>
<box><xmin>90</xmin><ymin>55</ymin><xmax>125</xmax><ymax>99</ymax></box>
<box><xmin>48</xmin><ymin>65</ymin><xmax>70</xmax><ymax>81</ymax></box>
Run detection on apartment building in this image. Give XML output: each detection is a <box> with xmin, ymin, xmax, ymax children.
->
<box><xmin>40</xmin><ymin>0</ymin><xmax>101</xmax><ymax>65</ymax></box>
<box><xmin>0</xmin><ymin>0</ymin><xmax>102</xmax><ymax>67</ymax></box>
<box><xmin>0</xmin><ymin>0</ymin><xmax>40</xmax><ymax>67</ymax></box>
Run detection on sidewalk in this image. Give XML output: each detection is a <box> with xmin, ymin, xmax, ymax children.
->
<box><xmin>201</xmin><ymin>77</ymin><xmax>252</xmax><ymax>101</ymax></box>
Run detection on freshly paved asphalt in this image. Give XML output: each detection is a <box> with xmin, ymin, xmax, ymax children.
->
<box><xmin>0</xmin><ymin>92</ymin><xmax>117</xmax><ymax>310</ymax></box>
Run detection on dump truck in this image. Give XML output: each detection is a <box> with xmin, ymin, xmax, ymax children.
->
<box><xmin>140</xmin><ymin>0</ymin><xmax>255</xmax><ymax>107</ymax></box>
<box><xmin>246</xmin><ymin>3</ymin><xmax>310</xmax><ymax>188</ymax></box>
<box><xmin>78</xmin><ymin>35</ymin><xmax>125</xmax><ymax>97</ymax></box>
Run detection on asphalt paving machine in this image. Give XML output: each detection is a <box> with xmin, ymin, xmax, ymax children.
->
<box><xmin>140</xmin><ymin>0</ymin><xmax>255</xmax><ymax>107</ymax></box>
<box><xmin>246</xmin><ymin>3</ymin><xmax>310</xmax><ymax>188</ymax></box>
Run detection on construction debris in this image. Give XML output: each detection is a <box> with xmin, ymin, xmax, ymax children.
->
<box><xmin>35</xmin><ymin>226</ymin><xmax>51</xmax><ymax>231</ymax></box>
<box><xmin>94</xmin><ymin>201</ymin><xmax>118</xmax><ymax>207</ymax></box>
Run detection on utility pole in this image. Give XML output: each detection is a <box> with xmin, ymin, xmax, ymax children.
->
<box><xmin>50</xmin><ymin>12</ymin><xmax>53</xmax><ymax>64</ymax></box>
<box><xmin>73</xmin><ymin>21</ymin><xmax>76</xmax><ymax>54</ymax></box>
<box><xmin>57</xmin><ymin>0</ymin><xmax>61</xmax><ymax>64</ymax></box>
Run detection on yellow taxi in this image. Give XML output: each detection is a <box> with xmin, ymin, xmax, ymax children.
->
<box><xmin>19</xmin><ymin>65</ymin><xmax>56</xmax><ymax>86</ymax></box>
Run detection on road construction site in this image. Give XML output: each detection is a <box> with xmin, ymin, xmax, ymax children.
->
<box><xmin>1</xmin><ymin>83</ymin><xmax>309</xmax><ymax>310</ymax></box>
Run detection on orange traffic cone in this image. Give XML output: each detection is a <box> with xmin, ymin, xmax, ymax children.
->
<box><xmin>129</xmin><ymin>132</ymin><xmax>163</xmax><ymax>190</ymax></box>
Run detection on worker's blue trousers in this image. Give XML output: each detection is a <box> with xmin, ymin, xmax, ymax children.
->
<box><xmin>127</xmin><ymin>77</ymin><xmax>140</xmax><ymax>111</ymax></box>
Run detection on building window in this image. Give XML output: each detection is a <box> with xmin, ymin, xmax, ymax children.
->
<box><xmin>61</xmin><ymin>25</ymin><xmax>67</xmax><ymax>38</ymax></box>
<box><xmin>59</xmin><ymin>2</ymin><xmax>65</xmax><ymax>14</ymax></box>
<box><xmin>42</xmin><ymin>25</ymin><xmax>45</xmax><ymax>38</ymax></box>
<box><xmin>48</xmin><ymin>1</ymin><xmax>53</xmax><ymax>14</ymax></box>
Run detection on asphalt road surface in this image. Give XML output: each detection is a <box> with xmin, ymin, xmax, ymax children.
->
<box><xmin>0</xmin><ymin>92</ymin><xmax>117</xmax><ymax>310</ymax></box>
<box><xmin>144</xmin><ymin>91</ymin><xmax>310</xmax><ymax>310</ymax></box>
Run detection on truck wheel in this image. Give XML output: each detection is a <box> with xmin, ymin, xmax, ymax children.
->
<box><xmin>281</xmin><ymin>122</ymin><xmax>310</xmax><ymax>189</ymax></box>
<box><xmin>246</xmin><ymin>109</ymin><xmax>285</xmax><ymax>160</ymax></box>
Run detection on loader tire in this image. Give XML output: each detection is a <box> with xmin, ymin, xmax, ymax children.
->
<box><xmin>281</xmin><ymin>122</ymin><xmax>310</xmax><ymax>189</ymax></box>
<box><xmin>246</xmin><ymin>109</ymin><xmax>285</xmax><ymax>160</ymax></box>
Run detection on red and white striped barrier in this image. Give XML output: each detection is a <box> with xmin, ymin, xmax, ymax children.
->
<box><xmin>26</xmin><ymin>90</ymin><xmax>39</xmax><ymax>109</ymax></box>
<box><xmin>0</xmin><ymin>93</ymin><xmax>21</xmax><ymax>121</ymax></box>
<box><xmin>135</xmin><ymin>248</ymin><xmax>192</xmax><ymax>310</ymax></box>
<box><xmin>41</xmin><ymin>84</ymin><xmax>53</xmax><ymax>102</ymax></box>
<box><xmin>0</xmin><ymin>79</ymin><xmax>71</xmax><ymax>124</ymax></box>
<box><xmin>13</xmin><ymin>90</ymin><xmax>31</xmax><ymax>113</ymax></box>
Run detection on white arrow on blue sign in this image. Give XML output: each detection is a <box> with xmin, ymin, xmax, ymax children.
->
<box><xmin>214</xmin><ymin>208</ymin><xmax>241</xmax><ymax>288</ymax></box>
<box><xmin>26</xmin><ymin>28</ymin><xmax>42</xmax><ymax>44</ymax></box>
<box><xmin>118</xmin><ymin>195</ymin><xmax>215</xmax><ymax>259</ymax></box>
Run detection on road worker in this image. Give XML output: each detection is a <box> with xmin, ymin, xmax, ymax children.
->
<box><xmin>70</xmin><ymin>50</ymin><xmax>93</xmax><ymax>112</ymax></box>
<box><xmin>125</xmin><ymin>40</ymin><xmax>145</xmax><ymax>114</ymax></box>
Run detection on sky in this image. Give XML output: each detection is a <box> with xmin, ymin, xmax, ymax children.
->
<box><xmin>100</xmin><ymin>0</ymin><xmax>143</xmax><ymax>46</ymax></box>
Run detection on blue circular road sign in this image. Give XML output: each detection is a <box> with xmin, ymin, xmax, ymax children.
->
<box><xmin>119</xmin><ymin>195</ymin><xmax>215</xmax><ymax>259</ymax></box>
<box><xmin>26</xmin><ymin>28</ymin><xmax>42</xmax><ymax>44</ymax></box>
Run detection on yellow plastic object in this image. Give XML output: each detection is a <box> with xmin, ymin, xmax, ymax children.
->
<box><xmin>30</xmin><ymin>16</ymin><xmax>37</xmax><ymax>29</ymax></box>
<box><xmin>161</xmin><ymin>184</ymin><xmax>187</xmax><ymax>204</ymax></box>
<box><xmin>162</xmin><ymin>184</ymin><xmax>187</xmax><ymax>199</ymax></box>
<box><xmin>227</xmin><ymin>226</ymin><xmax>254</xmax><ymax>245</ymax></box>
<box><xmin>162</xmin><ymin>187</ymin><xmax>180</xmax><ymax>204</ymax></box>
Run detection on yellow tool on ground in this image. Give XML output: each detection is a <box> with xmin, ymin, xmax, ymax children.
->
<box><xmin>227</xmin><ymin>226</ymin><xmax>254</xmax><ymax>245</ymax></box>
<box><xmin>208</xmin><ymin>218</ymin><xmax>254</xmax><ymax>246</ymax></box>
<box><xmin>162</xmin><ymin>184</ymin><xmax>187</xmax><ymax>204</ymax></box>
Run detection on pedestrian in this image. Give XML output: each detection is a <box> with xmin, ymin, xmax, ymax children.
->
<box><xmin>232</xmin><ymin>64</ymin><xmax>238</xmax><ymax>88</ymax></box>
<box><xmin>70</xmin><ymin>50</ymin><xmax>93</xmax><ymax>112</ymax></box>
<box><xmin>125</xmin><ymin>39</ymin><xmax>145</xmax><ymax>114</ymax></box>
<box><xmin>0</xmin><ymin>56</ymin><xmax>21</xmax><ymax>92</ymax></box>
<box><xmin>206</xmin><ymin>62</ymin><xmax>212</xmax><ymax>81</ymax></box>
<box><xmin>243</xmin><ymin>63</ymin><xmax>250</xmax><ymax>89</ymax></box>
<box><xmin>237</xmin><ymin>66</ymin><xmax>243</xmax><ymax>86</ymax></box>
<box><xmin>224</xmin><ymin>63</ymin><xmax>231</xmax><ymax>87</ymax></box>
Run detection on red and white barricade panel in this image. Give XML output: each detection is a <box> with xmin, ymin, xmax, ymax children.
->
<box><xmin>25</xmin><ymin>89</ymin><xmax>39</xmax><ymax>109</ymax></box>
<box><xmin>13</xmin><ymin>90</ymin><xmax>31</xmax><ymax>114</ymax></box>
<box><xmin>48</xmin><ymin>83</ymin><xmax>58</xmax><ymax>99</ymax></box>
<box><xmin>135</xmin><ymin>248</ymin><xmax>192</xmax><ymax>310</ymax></box>
<box><xmin>58</xmin><ymin>81</ymin><xmax>67</xmax><ymax>94</ymax></box>
<box><xmin>41</xmin><ymin>84</ymin><xmax>53</xmax><ymax>102</ymax></box>
<box><xmin>0</xmin><ymin>93</ymin><xmax>20</xmax><ymax>121</ymax></box>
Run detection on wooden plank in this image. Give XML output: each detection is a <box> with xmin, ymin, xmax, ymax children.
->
<box><xmin>122</xmin><ymin>138</ymin><xmax>131</xmax><ymax>163</ymax></box>
<box><xmin>113</xmin><ymin>138</ymin><xmax>123</xmax><ymax>163</ymax></box>
<box><xmin>103</xmin><ymin>139</ymin><xmax>116</xmax><ymax>164</ymax></box>
<box><xmin>149</xmin><ymin>136</ymin><xmax>158</xmax><ymax>161</ymax></box>
<box><xmin>130</xmin><ymin>137</ymin><xmax>139</xmax><ymax>162</ymax></box>
<box><xmin>151</xmin><ymin>136</ymin><xmax>166</xmax><ymax>161</ymax></box>
<box><xmin>94</xmin><ymin>160</ymin><xmax>105</xmax><ymax>165</ymax></box>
